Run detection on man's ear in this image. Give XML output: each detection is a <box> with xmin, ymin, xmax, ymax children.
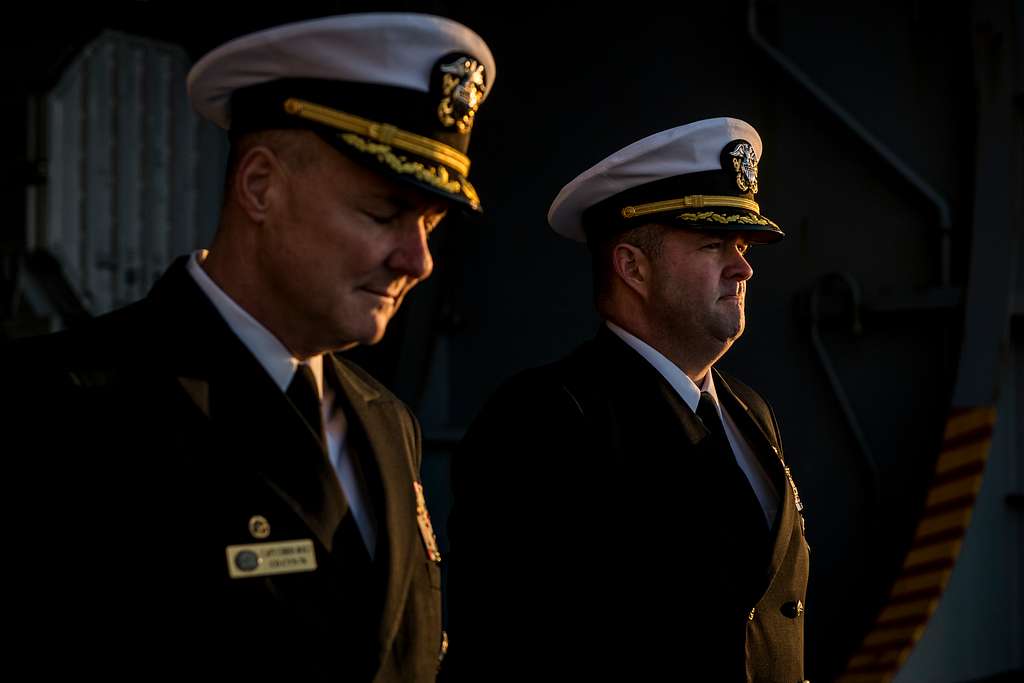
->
<box><xmin>231</xmin><ymin>146</ymin><xmax>284</xmax><ymax>223</ymax></box>
<box><xmin>612</xmin><ymin>242</ymin><xmax>652</xmax><ymax>300</ymax></box>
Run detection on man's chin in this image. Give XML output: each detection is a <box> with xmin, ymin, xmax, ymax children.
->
<box><xmin>363</xmin><ymin>316</ymin><xmax>393</xmax><ymax>345</ymax></box>
<box><xmin>331</xmin><ymin>318</ymin><xmax>390</xmax><ymax>351</ymax></box>
<box><xmin>358</xmin><ymin>327</ymin><xmax>388</xmax><ymax>347</ymax></box>
<box><xmin>714</xmin><ymin>320</ymin><xmax>745</xmax><ymax>344</ymax></box>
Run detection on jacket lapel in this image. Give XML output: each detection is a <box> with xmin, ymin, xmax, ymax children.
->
<box><xmin>145</xmin><ymin>259</ymin><xmax>347</xmax><ymax>552</ymax></box>
<box><xmin>211</xmin><ymin>348</ymin><xmax>346</xmax><ymax>551</ymax></box>
<box><xmin>327</xmin><ymin>355</ymin><xmax>420</xmax><ymax>656</ymax></box>
<box><xmin>713</xmin><ymin>370</ymin><xmax>798</xmax><ymax>581</ymax></box>
<box><xmin>593</xmin><ymin>327</ymin><xmax>708</xmax><ymax>449</ymax></box>
<box><xmin>591</xmin><ymin>328</ymin><xmax>800</xmax><ymax>595</ymax></box>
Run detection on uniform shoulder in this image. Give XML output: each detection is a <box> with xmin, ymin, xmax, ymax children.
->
<box><xmin>480</xmin><ymin>355</ymin><xmax>575</xmax><ymax>406</ymax></box>
<box><xmin>330</xmin><ymin>353</ymin><xmax>406</xmax><ymax>407</ymax></box>
<box><xmin>3</xmin><ymin>300</ymin><xmax>151</xmax><ymax>386</ymax></box>
<box><xmin>467</xmin><ymin>340</ymin><xmax>608</xmax><ymax>426</ymax></box>
<box><xmin>491</xmin><ymin>360</ymin><xmax>565</xmax><ymax>395</ymax></box>
<box><xmin>717</xmin><ymin>370</ymin><xmax>770</xmax><ymax>407</ymax></box>
<box><xmin>716</xmin><ymin>369</ymin><xmax>782</xmax><ymax>439</ymax></box>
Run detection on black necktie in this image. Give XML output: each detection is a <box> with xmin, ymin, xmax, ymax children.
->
<box><xmin>695</xmin><ymin>392</ymin><xmax>771</xmax><ymax>550</ymax></box>
<box><xmin>287</xmin><ymin>363</ymin><xmax>372</xmax><ymax>572</ymax></box>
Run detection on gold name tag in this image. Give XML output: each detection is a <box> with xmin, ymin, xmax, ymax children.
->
<box><xmin>225</xmin><ymin>539</ymin><xmax>318</xmax><ymax>579</ymax></box>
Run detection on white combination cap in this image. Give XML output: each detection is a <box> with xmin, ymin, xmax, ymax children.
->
<box><xmin>547</xmin><ymin>117</ymin><xmax>783</xmax><ymax>242</ymax></box>
<box><xmin>188</xmin><ymin>13</ymin><xmax>496</xmax><ymax>211</ymax></box>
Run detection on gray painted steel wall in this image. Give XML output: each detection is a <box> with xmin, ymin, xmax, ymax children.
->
<box><xmin>35</xmin><ymin>30</ymin><xmax>225</xmax><ymax>316</ymax></box>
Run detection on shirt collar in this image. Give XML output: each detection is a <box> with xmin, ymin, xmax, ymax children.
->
<box><xmin>605</xmin><ymin>320</ymin><xmax>720</xmax><ymax>416</ymax></box>
<box><xmin>186</xmin><ymin>250</ymin><xmax>323</xmax><ymax>397</ymax></box>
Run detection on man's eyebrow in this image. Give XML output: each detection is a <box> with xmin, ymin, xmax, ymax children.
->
<box><xmin>362</xmin><ymin>193</ymin><xmax>407</xmax><ymax>210</ymax></box>
<box><xmin>368</xmin><ymin>193</ymin><xmax>448</xmax><ymax>216</ymax></box>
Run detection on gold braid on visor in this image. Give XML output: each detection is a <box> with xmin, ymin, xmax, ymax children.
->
<box><xmin>621</xmin><ymin>195</ymin><xmax>760</xmax><ymax>219</ymax></box>
<box><xmin>283</xmin><ymin>97</ymin><xmax>471</xmax><ymax>177</ymax></box>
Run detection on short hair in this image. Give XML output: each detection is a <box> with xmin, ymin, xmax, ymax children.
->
<box><xmin>222</xmin><ymin>129</ymin><xmax>323</xmax><ymax>201</ymax></box>
<box><xmin>588</xmin><ymin>221</ymin><xmax>667</xmax><ymax>309</ymax></box>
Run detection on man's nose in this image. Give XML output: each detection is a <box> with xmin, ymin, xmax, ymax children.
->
<box><xmin>727</xmin><ymin>246</ymin><xmax>753</xmax><ymax>282</ymax></box>
<box><xmin>387</xmin><ymin>217</ymin><xmax>434</xmax><ymax>281</ymax></box>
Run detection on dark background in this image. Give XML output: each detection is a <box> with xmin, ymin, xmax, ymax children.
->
<box><xmin>1</xmin><ymin>2</ymin><xmax>1020</xmax><ymax>681</ymax></box>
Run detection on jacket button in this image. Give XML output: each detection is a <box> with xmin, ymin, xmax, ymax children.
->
<box><xmin>781</xmin><ymin>600</ymin><xmax>804</xmax><ymax>619</ymax></box>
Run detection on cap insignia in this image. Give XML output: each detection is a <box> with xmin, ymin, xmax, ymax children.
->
<box><xmin>437</xmin><ymin>56</ymin><xmax>486</xmax><ymax>134</ymax></box>
<box><xmin>729</xmin><ymin>141</ymin><xmax>759</xmax><ymax>194</ymax></box>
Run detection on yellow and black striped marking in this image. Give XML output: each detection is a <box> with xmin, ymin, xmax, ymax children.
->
<box><xmin>837</xmin><ymin>405</ymin><xmax>997</xmax><ymax>683</ymax></box>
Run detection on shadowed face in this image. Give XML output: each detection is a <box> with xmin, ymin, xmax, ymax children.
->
<box><xmin>645</xmin><ymin>229</ymin><xmax>754</xmax><ymax>357</ymax></box>
<box><xmin>258</xmin><ymin>136</ymin><xmax>448</xmax><ymax>353</ymax></box>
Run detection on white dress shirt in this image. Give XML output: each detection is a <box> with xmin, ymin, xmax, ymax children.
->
<box><xmin>187</xmin><ymin>250</ymin><xmax>377</xmax><ymax>557</ymax></box>
<box><xmin>606</xmin><ymin>321</ymin><xmax>779</xmax><ymax>527</ymax></box>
